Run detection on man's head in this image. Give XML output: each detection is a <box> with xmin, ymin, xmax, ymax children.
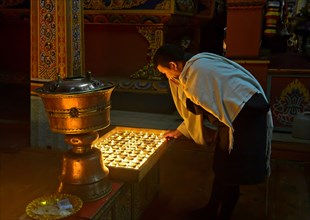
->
<box><xmin>153</xmin><ymin>44</ymin><xmax>186</xmax><ymax>80</ymax></box>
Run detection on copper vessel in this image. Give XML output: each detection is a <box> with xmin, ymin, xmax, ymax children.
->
<box><xmin>35</xmin><ymin>72</ymin><xmax>115</xmax><ymax>201</ymax></box>
<box><xmin>36</xmin><ymin>73</ymin><xmax>115</xmax><ymax>134</ymax></box>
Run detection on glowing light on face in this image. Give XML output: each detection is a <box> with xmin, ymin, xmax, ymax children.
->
<box><xmin>157</xmin><ymin>64</ymin><xmax>181</xmax><ymax>81</ymax></box>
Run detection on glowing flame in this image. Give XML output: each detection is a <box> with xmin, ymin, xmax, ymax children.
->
<box><xmin>93</xmin><ymin>130</ymin><xmax>165</xmax><ymax>169</ymax></box>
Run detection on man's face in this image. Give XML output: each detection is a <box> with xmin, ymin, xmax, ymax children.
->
<box><xmin>157</xmin><ymin>62</ymin><xmax>182</xmax><ymax>80</ymax></box>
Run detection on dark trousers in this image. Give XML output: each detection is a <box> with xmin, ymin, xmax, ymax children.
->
<box><xmin>186</xmin><ymin>93</ymin><xmax>269</xmax><ymax>219</ymax></box>
<box><xmin>208</xmin><ymin>93</ymin><xmax>269</xmax><ymax>219</ymax></box>
<box><xmin>213</xmin><ymin>93</ymin><xmax>269</xmax><ymax>185</ymax></box>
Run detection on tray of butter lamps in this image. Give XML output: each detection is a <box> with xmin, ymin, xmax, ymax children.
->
<box><xmin>92</xmin><ymin>127</ymin><xmax>168</xmax><ymax>182</ymax></box>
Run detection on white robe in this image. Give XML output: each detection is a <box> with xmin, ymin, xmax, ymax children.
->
<box><xmin>171</xmin><ymin>52</ymin><xmax>273</xmax><ymax>173</ymax></box>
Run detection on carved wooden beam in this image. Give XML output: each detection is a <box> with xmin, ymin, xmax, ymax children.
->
<box><xmin>137</xmin><ymin>25</ymin><xmax>164</xmax><ymax>61</ymax></box>
<box><xmin>31</xmin><ymin>0</ymin><xmax>84</xmax><ymax>80</ymax></box>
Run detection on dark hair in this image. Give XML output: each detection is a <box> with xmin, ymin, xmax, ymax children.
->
<box><xmin>153</xmin><ymin>44</ymin><xmax>186</xmax><ymax>68</ymax></box>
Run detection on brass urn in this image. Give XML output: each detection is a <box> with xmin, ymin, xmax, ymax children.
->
<box><xmin>35</xmin><ymin>72</ymin><xmax>115</xmax><ymax>201</ymax></box>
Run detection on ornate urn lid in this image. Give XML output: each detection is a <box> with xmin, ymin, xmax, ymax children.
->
<box><xmin>36</xmin><ymin>71</ymin><xmax>114</xmax><ymax>94</ymax></box>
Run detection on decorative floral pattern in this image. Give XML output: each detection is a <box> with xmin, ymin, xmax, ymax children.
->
<box><xmin>31</xmin><ymin>0</ymin><xmax>85</xmax><ymax>79</ymax></box>
<box><xmin>83</xmin><ymin>0</ymin><xmax>148</xmax><ymax>10</ymax></box>
<box><xmin>116</xmin><ymin>79</ymin><xmax>169</xmax><ymax>92</ymax></box>
<box><xmin>72</xmin><ymin>0</ymin><xmax>82</xmax><ymax>74</ymax></box>
<box><xmin>39</xmin><ymin>0</ymin><xmax>57</xmax><ymax>79</ymax></box>
<box><xmin>272</xmin><ymin>79</ymin><xmax>310</xmax><ymax>126</ymax></box>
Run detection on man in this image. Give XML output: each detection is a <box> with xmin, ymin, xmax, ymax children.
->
<box><xmin>153</xmin><ymin>44</ymin><xmax>273</xmax><ymax>220</ymax></box>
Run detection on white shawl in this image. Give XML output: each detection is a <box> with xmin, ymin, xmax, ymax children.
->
<box><xmin>176</xmin><ymin>52</ymin><xmax>273</xmax><ymax>173</ymax></box>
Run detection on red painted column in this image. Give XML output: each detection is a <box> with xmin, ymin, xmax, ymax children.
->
<box><xmin>225</xmin><ymin>0</ymin><xmax>266</xmax><ymax>58</ymax></box>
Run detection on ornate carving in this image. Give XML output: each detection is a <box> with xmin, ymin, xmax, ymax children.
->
<box><xmin>272</xmin><ymin>79</ymin><xmax>310</xmax><ymax>126</ymax></box>
<box><xmin>154</xmin><ymin>0</ymin><xmax>171</xmax><ymax>10</ymax></box>
<box><xmin>83</xmin><ymin>0</ymin><xmax>196</xmax><ymax>14</ymax></box>
<box><xmin>83</xmin><ymin>0</ymin><xmax>148</xmax><ymax>10</ymax></box>
<box><xmin>130</xmin><ymin>63</ymin><xmax>164</xmax><ymax>81</ymax></box>
<box><xmin>31</xmin><ymin>0</ymin><xmax>84</xmax><ymax>80</ymax></box>
<box><xmin>39</xmin><ymin>0</ymin><xmax>57</xmax><ymax>79</ymax></box>
<box><xmin>137</xmin><ymin>25</ymin><xmax>163</xmax><ymax>60</ymax></box>
<box><xmin>31</xmin><ymin>1</ymin><xmax>39</xmax><ymax>79</ymax></box>
<box><xmin>84</xmin><ymin>13</ymin><xmax>170</xmax><ymax>24</ymax></box>
<box><xmin>57</xmin><ymin>1</ymin><xmax>66</xmax><ymax>77</ymax></box>
<box><xmin>72</xmin><ymin>0</ymin><xmax>83</xmax><ymax>74</ymax></box>
<box><xmin>115</xmin><ymin>78</ymin><xmax>169</xmax><ymax>92</ymax></box>
<box><xmin>130</xmin><ymin>25</ymin><xmax>164</xmax><ymax>80</ymax></box>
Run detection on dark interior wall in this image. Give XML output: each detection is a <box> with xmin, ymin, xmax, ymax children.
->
<box><xmin>0</xmin><ymin>19</ymin><xmax>30</xmax><ymax>121</ymax></box>
<box><xmin>0</xmin><ymin>18</ymin><xmax>30</xmax><ymax>151</ymax></box>
<box><xmin>199</xmin><ymin>1</ymin><xmax>227</xmax><ymax>55</ymax></box>
<box><xmin>0</xmin><ymin>20</ymin><xmax>30</xmax><ymax>73</ymax></box>
<box><xmin>84</xmin><ymin>24</ymin><xmax>149</xmax><ymax>78</ymax></box>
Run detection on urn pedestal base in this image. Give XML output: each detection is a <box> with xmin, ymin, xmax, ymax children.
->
<box><xmin>58</xmin><ymin>132</ymin><xmax>112</xmax><ymax>201</ymax></box>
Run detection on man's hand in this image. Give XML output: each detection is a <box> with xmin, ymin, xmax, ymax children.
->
<box><xmin>163</xmin><ymin>129</ymin><xmax>183</xmax><ymax>141</ymax></box>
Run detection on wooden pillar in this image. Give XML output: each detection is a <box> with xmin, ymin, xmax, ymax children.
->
<box><xmin>31</xmin><ymin>0</ymin><xmax>84</xmax><ymax>81</ymax></box>
<box><xmin>225</xmin><ymin>0</ymin><xmax>266</xmax><ymax>58</ymax></box>
<box><xmin>30</xmin><ymin>0</ymin><xmax>85</xmax><ymax>150</ymax></box>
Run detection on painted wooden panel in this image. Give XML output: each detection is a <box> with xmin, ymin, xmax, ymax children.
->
<box><xmin>267</xmin><ymin>69</ymin><xmax>310</xmax><ymax>132</ymax></box>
